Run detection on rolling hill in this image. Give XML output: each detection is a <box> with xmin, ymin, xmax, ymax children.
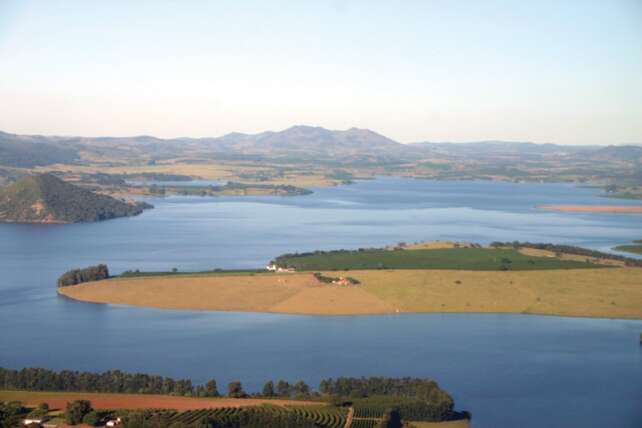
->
<box><xmin>0</xmin><ymin>174</ymin><xmax>152</xmax><ymax>223</ymax></box>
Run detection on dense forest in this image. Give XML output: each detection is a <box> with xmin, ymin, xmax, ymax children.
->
<box><xmin>57</xmin><ymin>265</ymin><xmax>110</xmax><ymax>287</ymax></box>
<box><xmin>0</xmin><ymin>174</ymin><xmax>152</xmax><ymax>223</ymax></box>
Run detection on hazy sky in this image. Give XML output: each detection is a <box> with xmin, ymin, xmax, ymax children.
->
<box><xmin>1</xmin><ymin>0</ymin><xmax>641</xmax><ymax>144</ymax></box>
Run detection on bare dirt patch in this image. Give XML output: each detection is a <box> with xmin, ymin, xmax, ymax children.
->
<box><xmin>269</xmin><ymin>285</ymin><xmax>395</xmax><ymax>315</ymax></box>
<box><xmin>0</xmin><ymin>390</ymin><xmax>320</xmax><ymax>411</ymax></box>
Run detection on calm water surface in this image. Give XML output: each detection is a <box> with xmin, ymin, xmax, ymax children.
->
<box><xmin>1</xmin><ymin>178</ymin><xmax>641</xmax><ymax>428</ymax></box>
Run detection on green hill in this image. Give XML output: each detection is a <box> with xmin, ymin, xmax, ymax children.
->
<box><xmin>0</xmin><ymin>174</ymin><xmax>152</xmax><ymax>223</ymax></box>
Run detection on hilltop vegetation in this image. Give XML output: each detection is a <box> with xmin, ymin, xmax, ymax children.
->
<box><xmin>0</xmin><ymin>174</ymin><xmax>151</xmax><ymax>223</ymax></box>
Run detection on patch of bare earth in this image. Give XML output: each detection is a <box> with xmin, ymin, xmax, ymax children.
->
<box><xmin>269</xmin><ymin>284</ymin><xmax>394</xmax><ymax>315</ymax></box>
<box><xmin>0</xmin><ymin>391</ymin><xmax>320</xmax><ymax>411</ymax></box>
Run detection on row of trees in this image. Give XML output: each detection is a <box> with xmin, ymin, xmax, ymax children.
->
<box><xmin>0</xmin><ymin>368</ymin><xmax>315</xmax><ymax>399</ymax></box>
<box><xmin>318</xmin><ymin>377</ymin><xmax>447</xmax><ymax>400</ymax></box>
<box><xmin>0</xmin><ymin>367</ymin><xmax>204</xmax><ymax>397</ymax></box>
<box><xmin>57</xmin><ymin>264</ymin><xmax>110</xmax><ymax>287</ymax></box>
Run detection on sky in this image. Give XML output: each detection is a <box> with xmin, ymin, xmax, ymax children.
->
<box><xmin>0</xmin><ymin>0</ymin><xmax>641</xmax><ymax>145</ymax></box>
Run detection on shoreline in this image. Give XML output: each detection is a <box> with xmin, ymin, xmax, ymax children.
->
<box><xmin>58</xmin><ymin>292</ymin><xmax>642</xmax><ymax>321</ymax></box>
<box><xmin>538</xmin><ymin>204</ymin><xmax>642</xmax><ymax>214</ymax></box>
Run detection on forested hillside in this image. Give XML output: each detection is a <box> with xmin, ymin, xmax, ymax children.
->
<box><xmin>0</xmin><ymin>174</ymin><xmax>151</xmax><ymax>223</ymax></box>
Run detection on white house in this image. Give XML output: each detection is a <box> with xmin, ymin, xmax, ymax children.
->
<box><xmin>22</xmin><ymin>415</ymin><xmax>49</xmax><ymax>426</ymax></box>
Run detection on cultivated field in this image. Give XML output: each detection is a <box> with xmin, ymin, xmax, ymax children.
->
<box><xmin>59</xmin><ymin>268</ymin><xmax>642</xmax><ymax>319</ymax></box>
<box><xmin>273</xmin><ymin>248</ymin><xmax>606</xmax><ymax>271</ymax></box>
<box><xmin>0</xmin><ymin>390</ymin><xmax>320</xmax><ymax>411</ymax></box>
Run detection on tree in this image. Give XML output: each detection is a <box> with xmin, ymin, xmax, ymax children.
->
<box><xmin>205</xmin><ymin>379</ymin><xmax>219</xmax><ymax>397</ymax></box>
<box><xmin>0</xmin><ymin>401</ymin><xmax>25</xmax><ymax>428</ymax></box>
<box><xmin>65</xmin><ymin>400</ymin><xmax>92</xmax><ymax>425</ymax></box>
<box><xmin>276</xmin><ymin>380</ymin><xmax>291</xmax><ymax>397</ymax></box>
<box><xmin>293</xmin><ymin>380</ymin><xmax>310</xmax><ymax>398</ymax></box>
<box><xmin>227</xmin><ymin>381</ymin><xmax>245</xmax><ymax>398</ymax></box>
<box><xmin>262</xmin><ymin>380</ymin><xmax>275</xmax><ymax>397</ymax></box>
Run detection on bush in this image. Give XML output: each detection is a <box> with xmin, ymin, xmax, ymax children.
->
<box><xmin>82</xmin><ymin>410</ymin><xmax>101</xmax><ymax>426</ymax></box>
<box><xmin>65</xmin><ymin>400</ymin><xmax>92</xmax><ymax>425</ymax></box>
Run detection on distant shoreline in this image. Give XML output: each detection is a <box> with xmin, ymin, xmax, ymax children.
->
<box><xmin>538</xmin><ymin>204</ymin><xmax>642</xmax><ymax>214</ymax></box>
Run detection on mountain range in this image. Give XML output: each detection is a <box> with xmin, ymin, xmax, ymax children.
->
<box><xmin>1</xmin><ymin>126</ymin><xmax>641</xmax><ymax>167</ymax></box>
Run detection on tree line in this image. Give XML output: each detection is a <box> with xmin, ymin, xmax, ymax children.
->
<box><xmin>0</xmin><ymin>369</ymin><xmax>457</xmax><ymax>405</ymax></box>
<box><xmin>0</xmin><ymin>368</ymin><xmax>316</xmax><ymax>399</ymax></box>
<box><xmin>57</xmin><ymin>264</ymin><xmax>110</xmax><ymax>287</ymax></box>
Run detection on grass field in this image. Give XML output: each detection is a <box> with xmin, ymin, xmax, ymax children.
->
<box><xmin>274</xmin><ymin>247</ymin><xmax>606</xmax><ymax>271</ymax></box>
<box><xmin>59</xmin><ymin>267</ymin><xmax>642</xmax><ymax>319</ymax></box>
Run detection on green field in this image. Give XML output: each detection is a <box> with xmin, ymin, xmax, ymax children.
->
<box><xmin>274</xmin><ymin>248</ymin><xmax>607</xmax><ymax>271</ymax></box>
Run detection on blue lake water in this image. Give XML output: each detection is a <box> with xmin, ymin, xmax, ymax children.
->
<box><xmin>1</xmin><ymin>178</ymin><xmax>641</xmax><ymax>427</ymax></box>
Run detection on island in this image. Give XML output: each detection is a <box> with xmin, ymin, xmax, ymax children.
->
<box><xmin>0</xmin><ymin>174</ymin><xmax>152</xmax><ymax>223</ymax></box>
<box><xmin>57</xmin><ymin>242</ymin><xmax>642</xmax><ymax>319</ymax></box>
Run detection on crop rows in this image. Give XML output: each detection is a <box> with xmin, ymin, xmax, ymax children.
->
<box><xmin>287</xmin><ymin>405</ymin><xmax>347</xmax><ymax>428</ymax></box>
<box><xmin>353</xmin><ymin>406</ymin><xmax>385</xmax><ymax>419</ymax></box>
<box><xmin>350</xmin><ymin>419</ymin><xmax>379</xmax><ymax>428</ymax></box>
<box><xmin>166</xmin><ymin>405</ymin><xmax>346</xmax><ymax>428</ymax></box>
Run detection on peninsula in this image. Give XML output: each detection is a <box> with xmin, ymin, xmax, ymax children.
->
<box><xmin>57</xmin><ymin>244</ymin><xmax>642</xmax><ymax>319</ymax></box>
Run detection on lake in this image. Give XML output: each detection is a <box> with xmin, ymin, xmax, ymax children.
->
<box><xmin>1</xmin><ymin>178</ymin><xmax>641</xmax><ymax>428</ymax></box>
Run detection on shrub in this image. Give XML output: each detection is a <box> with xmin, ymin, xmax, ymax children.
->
<box><xmin>65</xmin><ymin>400</ymin><xmax>92</xmax><ymax>425</ymax></box>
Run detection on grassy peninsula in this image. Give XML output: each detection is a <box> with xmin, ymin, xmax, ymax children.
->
<box><xmin>57</xmin><ymin>244</ymin><xmax>642</xmax><ymax>319</ymax></box>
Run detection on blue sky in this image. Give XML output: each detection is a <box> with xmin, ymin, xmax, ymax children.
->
<box><xmin>0</xmin><ymin>0</ymin><xmax>640</xmax><ymax>144</ymax></box>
